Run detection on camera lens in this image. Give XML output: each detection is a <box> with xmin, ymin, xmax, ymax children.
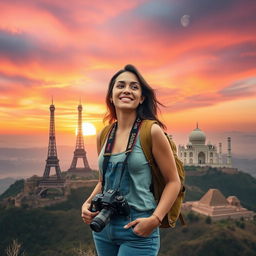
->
<box><xmin>90</xmin><ymin>208</ymin><xmax>113</xmax><ymax>232</ymax></box>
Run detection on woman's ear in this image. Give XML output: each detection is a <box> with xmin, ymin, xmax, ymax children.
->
<box><xmin>140</xmin><ymin>96</ymin><xmax>145</xmax><ymax>104</ymax></box>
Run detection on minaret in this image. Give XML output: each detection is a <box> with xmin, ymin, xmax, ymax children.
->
<box><xmin>68</xmin><ymin>102</ymin><xmax>91</xmax><ymax>176</ymax></box>
<box><xmin>38</xmin><ymin>100</ymin><xmax>65</xmax><ymax>196</ymax></box>
<box><xmin>227</xmin><ymin>137</ymin><xmax>232</xmax><ymax>167</ymax></box>
<box><xmin>219</xmin><ymin>142</ymin><xmax>222</xmax><ymax>166</ymax></box>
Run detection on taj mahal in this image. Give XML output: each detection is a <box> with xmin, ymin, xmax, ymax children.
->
<box><xmin>178</xmin><ymin>124</ymin><xmax>232</xmax><ymax>168</ymax></box>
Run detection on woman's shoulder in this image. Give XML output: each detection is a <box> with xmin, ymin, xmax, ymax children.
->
<box><xmin>150</xmin><ymin>122</ymin><xmax>164</xmax><ymax>138</ymax></box>
<box><xmin>142</xmin><ymin>119</ymin><xmax>162</xmax><ymax>133</ymax></box>
<box><xmin>140</xmin><ymin>119</ymin><xmax>165</xmax><ymax>142</ymax></box>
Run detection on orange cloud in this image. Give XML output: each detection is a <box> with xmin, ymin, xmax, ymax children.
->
<box><xmin>0</xmin><ymin>0</ymin><xmax>256</xmax><ymax>139</ymax></box>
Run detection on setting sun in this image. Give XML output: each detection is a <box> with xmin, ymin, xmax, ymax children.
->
<box><xmin>82</xmin><ymin>122</ymin><xmax>96</xmax><ymax>136</ymax></box>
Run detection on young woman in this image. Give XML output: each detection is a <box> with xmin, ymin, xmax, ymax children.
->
<box><xmin>81</xmin><ymin>64</ymin><xmax>181</xmax><ymax>256</ymax></box>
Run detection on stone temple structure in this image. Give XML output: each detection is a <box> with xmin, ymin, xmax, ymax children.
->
<box><xmin>178</xmin><ymin>124</ymin><xmax>232</xmax><ymax>167</ymax></box>
<box><xmin>183</xmin><ymin>189</ymin><xmax>254</xmax><ymax>221</ymax></box>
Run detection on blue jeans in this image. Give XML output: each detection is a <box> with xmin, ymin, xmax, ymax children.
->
<box><xmin>92</xmin><ymin>208</ymin><xmax>160</xmax><ymax>256</ymax></box>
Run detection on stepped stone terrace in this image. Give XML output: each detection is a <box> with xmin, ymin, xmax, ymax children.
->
<box><xmin>183</xmin><ymin>188</ymin><xmax>254</xmax><ymax>221</ymax></box>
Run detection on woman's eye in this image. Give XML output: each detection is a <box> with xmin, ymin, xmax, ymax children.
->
<box><xmin>131</xmin><ymin>84</ymin><xmax>139</xmax><ymax>90</ymax></box>
<box><xmin>116</xmin><ymin>83</ymin><xmax>124</xmax><ymax>88</ymax></box>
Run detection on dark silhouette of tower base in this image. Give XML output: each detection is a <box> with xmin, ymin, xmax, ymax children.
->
<box><xmin>38</xmin><ymin>101</ymin><xmax>65</xmax><ymax>197</ymax></box>
<box><xmin>69</xmin><ymin>148</ymin><xmax>90</xmax><ymax>170</ymax></box>
<box><xmin>67</xmin><ymin>103</ymin><xmax>92</xmax><ymax>177</ymax></box>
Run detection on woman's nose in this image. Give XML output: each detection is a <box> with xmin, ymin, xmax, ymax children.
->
<box><xmin>123</xmin><ymin>85</ymin><xmax>131</xmax><ymax>94</ymax></box>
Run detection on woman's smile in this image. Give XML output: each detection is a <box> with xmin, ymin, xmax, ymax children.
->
<box><xmin>119</xmin><ymin>96</ymin><xmax>134</xmax><ymax>102</ymax></box>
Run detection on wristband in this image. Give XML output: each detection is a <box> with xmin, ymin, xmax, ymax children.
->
<box><xmin>152</xmin><ymin>214</ymin><xmax>162</xmax><ymax>225</ymax></box>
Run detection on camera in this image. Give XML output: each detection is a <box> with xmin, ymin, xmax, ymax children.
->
<box><xmin>89</xmin><ymin>189</ymin><xmax>130</xmax><ymax>232</ymax></box>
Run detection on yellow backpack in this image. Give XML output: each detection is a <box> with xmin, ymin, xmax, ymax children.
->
<box><xmin>100</xmin><ymin>119</ymin><xmax>186</xmax><ymax>228</ymax></box>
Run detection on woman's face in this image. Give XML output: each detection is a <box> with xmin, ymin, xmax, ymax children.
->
<box><xmin>111</xmin><ymin>72</ymin><xmax>144</xmax><ymax>112</ymax></box>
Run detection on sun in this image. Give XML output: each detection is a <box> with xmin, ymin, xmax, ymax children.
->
<box><xmin>82</xmin><ymin>122</ymin><xmax>96</xmax><ymax>136</ymax></box>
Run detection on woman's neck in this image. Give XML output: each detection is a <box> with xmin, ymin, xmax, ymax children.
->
<box><xmin>116</xmin><ymin>111</ymin><xmax>137</xmax><ymax>132</ymax></box>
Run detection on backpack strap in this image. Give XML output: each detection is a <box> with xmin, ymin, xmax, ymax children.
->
<box><xmin>99</xmin><ymin>123</ymin><xmax>115</xmax><ymax>192</ymax></box>
<box><xmin>139</xmin><ymin>120</ymin><xmax>158</xmax><ymax>168</ymax></box>
<box><xmin>99</xmin><ymin>123</ymin><xmax>115</xmax><ymax>150</ymax></box>
<box><xmin>140</xmin><ymin>119</ymin><xmax>166</xmax><ymax>202</ymax></box>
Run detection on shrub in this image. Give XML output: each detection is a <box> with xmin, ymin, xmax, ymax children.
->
<box><xmin>205</xmin><ymin>216</ymin><xmax>212</xmax><ymax>224</ymax></box>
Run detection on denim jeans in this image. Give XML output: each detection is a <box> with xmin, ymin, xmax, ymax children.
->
<box><xmin>92</xmin><ymin>208</ymin><xmax>160</xmax><ymax>256</ymax></box>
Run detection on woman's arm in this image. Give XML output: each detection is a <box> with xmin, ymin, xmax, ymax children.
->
<box><xmin>151</xmin><ymin>124</ymin><xmax>181</xmax><ymax>222</ymax></box>
<box><xmin>124</xmin><ymin>124</ymin><xmax>181</xmax><ymax>235</ymax></box>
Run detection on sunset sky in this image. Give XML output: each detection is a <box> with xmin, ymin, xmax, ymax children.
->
<box><xmin>0</xmin><ymin>0</ymin><xmax>256</xmax><ymax>174</ymax></box>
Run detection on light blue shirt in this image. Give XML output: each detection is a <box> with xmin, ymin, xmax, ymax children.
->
<box><xmin>98</xmin><ymin>134</ymin><xmax>156</xmax><ymax>211</ymax></box>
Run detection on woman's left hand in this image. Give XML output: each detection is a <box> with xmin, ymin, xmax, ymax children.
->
<box><xmin>124</xmin><ymin>215</ymin><xmax>160</xmax><ymax>237</ymax></box>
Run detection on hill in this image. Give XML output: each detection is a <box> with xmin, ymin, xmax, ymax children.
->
<box><xmin>0</xmin><ymin>197</ymin><xmax>255</xmax><ymax>256</ymax></box>
<box><xmin>0</xmin><ymin>168</ymin><xmax>256</xmax><ymax>255</ymax></box>
<box><xmin>159</xmin><ymin>213</ymin><xmax>256</xmax><ymax>256</ymax></box>
<box><xmin>1</xmin><ymin>168</ymin><xmax>255</xmax><ymax>211</ymax></box>
<box><xmin>0</xmin><ymin>186</ymin><xmax>94</xmax><ymax>256</ymax></box>
<box><xmin>0</xmin><ymin>177</ymin><xmax>17</xmax><ymax>195</ymax></box>
<box><xmin>184</xmin><ymin>169</ymin><xmax>256</xmax><ymax>211</ymax></box>
<box><xmin>0</xmin><ymin>179</ymin><xmax>24</xmax><ymax>200</ymax></box>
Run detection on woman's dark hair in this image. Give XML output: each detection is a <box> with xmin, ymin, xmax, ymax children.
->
<box><xmin>104</xmin><ymin>64</ymin><xmax>166</xmax><ymax>129</ymax></box>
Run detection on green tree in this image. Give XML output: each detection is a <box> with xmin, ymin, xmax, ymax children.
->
<box><xmin>187</xmin><ymin>212</ymin><xmax>199</xmax><ymax>223</ymax></box>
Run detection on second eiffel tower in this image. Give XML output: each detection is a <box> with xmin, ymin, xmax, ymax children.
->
<box><xmin>67</xmin><ymin>103</ymin><xmax>91</xmax><ymax>177</ymax></box>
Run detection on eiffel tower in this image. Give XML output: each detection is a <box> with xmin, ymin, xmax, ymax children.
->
<box><xmin>67</xmin><ymin>102</ymin><xmax>91</xmax><ymax>176</ymax></box>
<box><xmin>38</xmin><ymin>100</ymin><xmax>65</xmax><ymax>196</ymax></box>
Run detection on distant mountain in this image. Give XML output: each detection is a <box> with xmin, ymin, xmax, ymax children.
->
<box><xmin>0</xmin><ymin>146</ymin><xmax>255</xmax><ymax>180</ymax></box>
<box><xmin>0</xmin><ymin>178</ymin><xmax>17</xmax><ymax>195</ymax></box>
<box><xmin>0</xmin><ymin>146</ymin><xmax>73</xmax><ymax>178</ymax></box>
<box><xmin>232</xmin><ymin>156</ymin><xmax>256</xmax><ymax>178</ymax></box>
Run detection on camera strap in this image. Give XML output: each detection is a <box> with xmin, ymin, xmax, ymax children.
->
<box><xmin>102</xmin><ymin>117</ymin><xmax>142</xmax><ymax>193</ymax></box>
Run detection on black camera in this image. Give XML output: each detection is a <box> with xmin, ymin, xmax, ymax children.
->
<box><xmin>89</xmin><ymin>189</ymin><xmax>130</xmax><ymax>232</ymax></box>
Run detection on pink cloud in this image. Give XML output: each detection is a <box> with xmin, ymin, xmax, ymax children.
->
<box><xmin>0</xmin><ymin>0</ymin><xmax>256</xmax><ymax>136</ymax></box>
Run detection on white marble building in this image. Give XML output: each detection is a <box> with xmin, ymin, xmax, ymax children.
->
<box><xmin>178</xmin><ymin>124</ymin><xmax>232</xmax><ymax>167</ymax></box>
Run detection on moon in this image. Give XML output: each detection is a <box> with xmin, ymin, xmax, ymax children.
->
<box><xmin>181</xmin><ymin>15</ymin><xmax>191</xmax><ymax>27</ymax></box>
<box><xmin>82</xmin><ymin>122</ymin><xmax>96</xmax><ymax>136</ymax></box>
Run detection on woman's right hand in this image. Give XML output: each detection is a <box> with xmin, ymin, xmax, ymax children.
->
<box><xmin>81</xmin><ymin>202</ymin><xmax>99</xmax><ymax>224</ymax></box>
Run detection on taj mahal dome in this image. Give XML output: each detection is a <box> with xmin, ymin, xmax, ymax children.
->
<box><xmin>178</xmin><ymin>124</ymin><xmax>232</xmax><ymax>167</ymax></box>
